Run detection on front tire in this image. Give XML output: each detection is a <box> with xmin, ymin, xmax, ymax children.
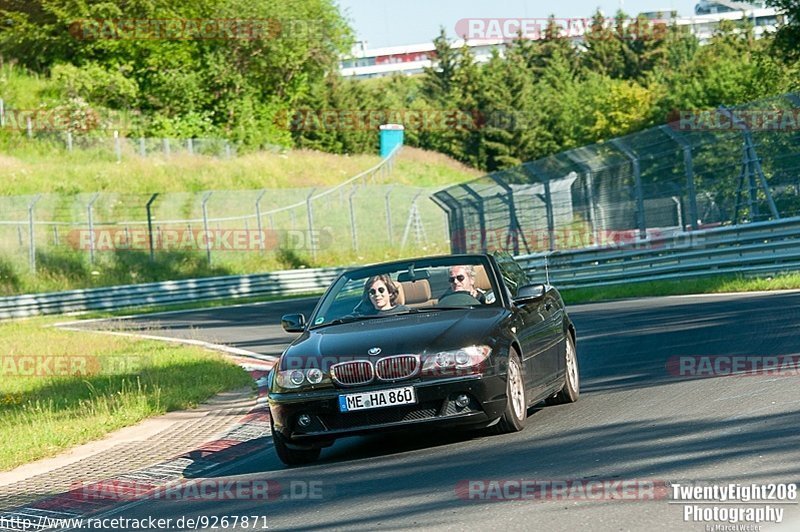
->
<box><xmin>490</xmin><ymin>349</ymin><xmax>527</xmax><ymax>434</ymax></box>
<box><xmin>546</xmin><ymin>333</ymin><xmax>580</xmax><ymax>405</ymax></box>
<box><xmin>271</xmin><ymin>423</ymin><xmax>321</xmax><ymax>466</ymax></box>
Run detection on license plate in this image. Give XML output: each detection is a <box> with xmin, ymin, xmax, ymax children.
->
<box><xmin>338</xmin><ymin>386</ymin><xmax>417</xmax><ymax>412</ymax></box>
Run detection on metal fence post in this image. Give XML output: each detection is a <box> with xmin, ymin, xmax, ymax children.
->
<box><xmin>146</xmin><ymin>193</ymin><xmax>159</xmax><ymax>262</ymax></box>
<box><xmin>349</xmin><ymin>188</ymin><xmax>358</xmax><ymax>252</ymax></box>
<box><xmin>0</xmin><ymin>98</ymin><xmax>4</xmax><ymax>127</ymax></box>
<box><xmin>401</xmin><ymin>192</ymin><xmax>426</xmax><ymax>249</ymax></box>
<box><xmin>26</xmin><ymin>116</ymin><xmax>33</xmax><ymax>139</ymax></box>
<box><xmin>565</xmin><ymin>153</ymin><xmax>601</xmax><ymax>245</ymax></box>
<box><xmin>459</xmin><ymin>184</ymin><xmax>487</xmax><ymax>252</ymax></box>
<box><xmin>187</xmin><ymin>138</ymin><xmax>194</xmax><ymax>155</ymax></box>
<box><xmin>114</xmin><ymin>130</ymin><xmax>122</xmax><ymax>162</ymax></box>
<box><xmin>542</xmin><ymin>179</ymin><xmax>556</xmax><ymax>252</ymax></box>
<box><xmin>306</xmin><ymin>189</ymin><xmax>317</xmax><ymax>261</ymax></box>
<box><xmin>201</xmin><ymin>192</ymin><xmax>213</xmax><ymax>265</ymax></box>
<box><xmin>53</xmin><ymin>225</ymin><xmax>59</xmax><ymax>246</ymax></box>
<box><xmin>488</xmin><ymin>172</ymin><xmax>527</xmax><ymax>254</ymax></box>
<box><xmin>719</xmin><ymin>106</ymin><xmax>779</xmax><ymax>223</ymax></box>
<box><xmin>87</xmin><ymin>193</ymin><xmax>99</xmax><ymax>264</ymax></box>
<box><xmin>384</xmin><ymin>186</ymin><xmax>394</xmax><ymax>244</ymax></box>
<box><xmin>255</xmin><ymin>190</ymin><xmax>266</xmax><ymax>252</ymax></box>
<box><xmin>225</xmin><ymin>141</ymin><xmax>231</xmax><ymax>159</ymax></box>
<box><xmin>139</xmin><ymin>137</ymin><xmax>146</xmax><ymax>157</ymax></box>
<box><xmin>611</xmin><ymin>138</ymin><xmax>647</xmax><ymax>240</ymax></box>
<box><xmin>163</xmin><ymin>138</ymin><xmax>170</xmax><ymax>158</ymax></box>
<box><xmin>28</xmin><ymin>195</ymin><xmax>41</xmax><ymax>273</ymax></box>
<box><xmin>66</xmin><ymin>131</ymin><xmax>73</xmax><ymax>152</ymax></box>
<box><xmin>661</xmin><ymin>125</ymin><xmax>699</xmax><ymax>230</ymax></box>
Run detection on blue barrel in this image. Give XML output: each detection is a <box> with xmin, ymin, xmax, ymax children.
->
<box><xmin>379</xmin><ymin>124</ymin><xmax>404</xmax><ymax>158</ymax></box>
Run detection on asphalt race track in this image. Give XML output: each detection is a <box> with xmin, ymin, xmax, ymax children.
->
<box><xmin>70</xmin><ymin>291</ymin><xmax>800</xmax><ymax>531</ymax></box>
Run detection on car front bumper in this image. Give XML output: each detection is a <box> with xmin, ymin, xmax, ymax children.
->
<box><xmin>269</xmin><ymin>374</ymin><xmax>508</xmax><ymax>446</ymax></box>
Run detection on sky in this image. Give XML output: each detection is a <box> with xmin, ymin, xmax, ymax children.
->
<box><xmin>335</xmin><ymin>0</ymin><xmax>703</xmax><ymax>48</ymax></box>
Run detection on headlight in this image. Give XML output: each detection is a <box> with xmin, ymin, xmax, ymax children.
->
<box><xmin>422</xmin><ymin>345</ymin><xmax>492</xmax><ymax>376</ymax></box>
<box><xmin>307</xmin><ymin>368</ymin><xmax>323</xmax><ymax>384</ymax></box>
<box><xmin>275</xmin><ymin>368</ymin><xmax>332</xmax><ymax>390</ymax></box>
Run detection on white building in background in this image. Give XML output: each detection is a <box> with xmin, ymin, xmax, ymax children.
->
<box><xmin>694</xmin><ymin>0</ymin><xmax>767</xmax><ymax>15</ymax></box>
<box><xmin>340</xmin><ymin>39</ymin><xmax>505</xmax><ymax>80</ymax></box>
<box><xmin>340</xmin><ymin>2</ymin><xmax>783</xmax><ymax>79</ymax></box>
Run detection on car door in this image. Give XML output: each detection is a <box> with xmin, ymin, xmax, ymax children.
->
<box><xmin>539</xmin><ymin>287</ymin><xmax>565</xmax><ymax>382</ymax></box>
<box><xmin>512</xmin><ymin>297</ymin><xmax>555</xmax><ymax>397</ymax></box>
<box><xmin>493</xmin><ymin>253</ymin><xmax>553</xmax><ymax>397</ymax></box>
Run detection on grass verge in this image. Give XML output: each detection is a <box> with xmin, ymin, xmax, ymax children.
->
<box><xmin>0</xmin><ymin>317</ymin><xmax>254</xmax><ymax>471</ymax></box>
<box><xmin>560</xmin><ymin>272</ymin><xmax>800</xmax><ymax>305</ymax></box>
<box><xmin>0</xmin><ymin>144</ymin><xmax>478</xmax><ymax>194</ymax></box>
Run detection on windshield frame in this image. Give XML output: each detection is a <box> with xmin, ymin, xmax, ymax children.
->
<box><xmin>307</xmin><ymin>254</ymin><xmax>502</xmax><ymax>329</ymax></box>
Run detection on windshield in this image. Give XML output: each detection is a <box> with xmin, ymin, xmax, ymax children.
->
<box><xmin>309</xmin><ymin>256</ymin><xmax>500</xmax><ymax>328</ymax></box>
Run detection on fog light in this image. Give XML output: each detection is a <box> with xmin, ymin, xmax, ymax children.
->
<box><xmin>297</xmin><ymin>414</ymin><xmax>312</xmax><ymax>427</ymax></box>
<box><xmin>455</xmin><ymin>394</ymin><xmax>470</xmax><ymax>408</ymax></box>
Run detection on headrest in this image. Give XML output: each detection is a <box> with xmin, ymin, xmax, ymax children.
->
<box><xmin>395</xmin><ymin>281</ymin><xmax>405</xmax><ymax>306</ymax></box>
<box><xmin>473</xmin><ymin>265</ymin><xmax>492</xmax><ymax>291</ymax></box>
<box><xmin>400</xmin><ymin>280</ymin><xmax>431</xmax><ymax>305</ymax></box>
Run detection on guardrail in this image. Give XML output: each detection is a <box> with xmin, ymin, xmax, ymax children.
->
<box><xmin>517</xmin><ymin>216</ymin><xmax>800</xmax><ymax>289</ymax></box>
<box><xmin>0</xmin><ymin>267</ymin><xmax>344</xmax><ymax>319</ymax></box>
<box><xmin>3</xmin><ymin>217</ymin><xmax>800</xmax><ymax>319</ymax></box>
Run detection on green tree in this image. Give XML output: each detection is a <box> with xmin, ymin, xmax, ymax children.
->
<box><xmin>421</xmin><ymin>28</ymin><xmax>458</xmax><ymax>104</ymax></box>
<box><xmin>768</xmin><ymin>0</ymin><xmax>800</xmax><ymax>61</ymax></box>
<box><xmin>581</xmin><ymin>10</ymin><xmax>629</xmax><ymax>78</ymax></box>
<box><xmin>0</xmin><ymin>0</ymin><xmax>353</xmax><ymax>144</ymax></box>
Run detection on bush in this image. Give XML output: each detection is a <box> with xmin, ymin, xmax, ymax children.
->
<box><xmin>51</xmin><ymin>63</ymin><xmax>139</xmax><ymax>109</ymax></box>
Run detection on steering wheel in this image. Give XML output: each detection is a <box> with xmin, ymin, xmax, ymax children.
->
<box><xmin>437</xmin><ymin>291</ymin><xmax>481</xmax><ymax>306</ymax></box>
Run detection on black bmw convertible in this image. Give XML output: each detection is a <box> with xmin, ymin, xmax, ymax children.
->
<box><xmin>268</xmin><ymin>253</ymin><xmax>579</xmax><ymax>465</ymax></box>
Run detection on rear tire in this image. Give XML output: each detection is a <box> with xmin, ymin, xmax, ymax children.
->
<box><xmin>271</xmin><ymin>423</ymin><xmax>321</xmax><ymax>466</ymax></box>
<box><xmin>546</xmin><ymin>333</ymin><xmax>580</xmax><ymax>405</ymax></box>
<box><xmin>489</xmin><ymin>349</ymin><xmax>527</xmax><ymax>434</ymax></box>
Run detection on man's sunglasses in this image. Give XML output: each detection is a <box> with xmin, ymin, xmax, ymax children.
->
<box><xmin>448</xmin><ymin>274</ymin><xmax>466</xmax><ymax>283</ymax></box>
<box><xmin>369</xmin><ymin>287</ymin><xmax>387</xmax><ymax>295</ymax></box>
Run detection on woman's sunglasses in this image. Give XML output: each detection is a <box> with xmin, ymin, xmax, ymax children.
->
<box><xmin>369</xmin><ymin>287</ymin><xmax>387</xmax><ymax>295</ymax></box>
<box><xmin>448</xmin><ymin>274</ymin><xmax>466</xmax><ymax>283</ymax></box>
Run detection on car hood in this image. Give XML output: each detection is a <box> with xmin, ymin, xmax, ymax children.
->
<box><xmin>281</xmin><ymin>308</ymin><xmax>508</xmax><ymax>367</ymax></box>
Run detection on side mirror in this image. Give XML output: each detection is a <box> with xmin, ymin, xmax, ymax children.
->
<box><xmin>281</xmin><ymin>313</ymin><xmax>306</xmax><ymax>333</ymax></box>
<box><xmin>514</xmin><ymin>283</ymin><xmax>546</xmax><ymax>304</ymax></box>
